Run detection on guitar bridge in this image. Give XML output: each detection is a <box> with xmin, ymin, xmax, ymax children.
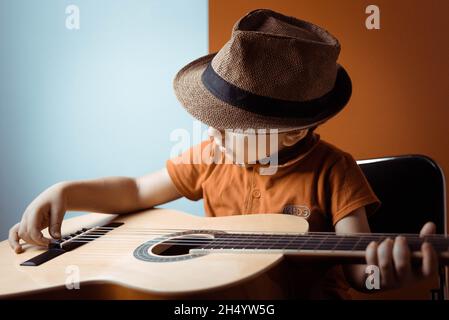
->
<box><xmin>20</xmin><ymin>222</ymin><xmax>124</xmax><ymax>266</ymax></box>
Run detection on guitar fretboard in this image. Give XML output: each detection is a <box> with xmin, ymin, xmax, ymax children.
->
<box><xmin>201</xmin><ymin>233</ymin><xmax>449</xmax><ymax>252</ymax></box>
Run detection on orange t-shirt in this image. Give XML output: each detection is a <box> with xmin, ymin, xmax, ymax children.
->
<box><xmin>166</xmin><ymin>132</ymin><xmax>380</xmax><ymax>298</ymax></box>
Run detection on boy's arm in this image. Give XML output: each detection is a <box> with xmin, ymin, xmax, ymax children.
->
<box><xmin>64</xmin><ymin>168</ymin><xmax>181</xmax><ymax>213</ymax></box>
<box><xmin>335</xmin><ymin>207</ymin><xmax>438</xmax><ymax>292</ymax></box>
<box><xmin>8</xmin><ymin>168</ymin><xmax>181</xmax><ymax>253</ymax></box>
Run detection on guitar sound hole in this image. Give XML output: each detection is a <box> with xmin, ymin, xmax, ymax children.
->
<box><xmin>150</xmin><ymin>234</ymin><xmax>213</xmax><ymax>257</ymax></box>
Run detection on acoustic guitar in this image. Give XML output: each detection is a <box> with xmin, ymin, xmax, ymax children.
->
<box><xmin>0</xmin><ymin>209</ymin><xmax>448</xmax><ymax>299</ymax></box>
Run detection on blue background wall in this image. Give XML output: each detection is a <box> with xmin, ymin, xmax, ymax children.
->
<box><xmin>0</xmin><ymin>0</ymin><xmax>208</xmax><ymax>240</ymax></box>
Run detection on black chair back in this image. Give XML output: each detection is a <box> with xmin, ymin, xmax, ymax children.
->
<box><xmin>357</xmin><ymin>155</ymin><xmax>446</xmax><ymax>234</ymax></box>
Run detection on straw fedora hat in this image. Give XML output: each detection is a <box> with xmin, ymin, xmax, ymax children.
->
<box><xmin>173</xmin><ymin>9</ymin><xmax>352</xmax><ymax>131</ymax></box>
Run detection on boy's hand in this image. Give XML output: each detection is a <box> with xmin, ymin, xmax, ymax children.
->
<box><xmin>365</xmin><ymin>222</ymin><xmax>438</xmax><ymax>289</ymax></box>
<box><xmin>8</xmin><ymin>183</ymin><xmax>67</xmax><ymax>254</ymax></box>
<box><xmin>7</xmin><ymin>170</ymin><xmax>182</xmax><ymax>254</ymax></box>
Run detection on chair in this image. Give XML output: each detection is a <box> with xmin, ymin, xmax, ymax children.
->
<box><xmin>357</xmin><ymin>155</ymin><xmax>447</xmax><ymax>299</ymax></box>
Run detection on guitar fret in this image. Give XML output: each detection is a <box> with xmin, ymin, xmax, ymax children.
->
<box><xmin>408</xmin><ymin>240</ymin><xmax>423</xmax><ymax>251</ymax></box>
<box><xmin>245</xmin><ymin>235</ymin><xmax>259</xmax><ymax>249</ymax></box>
<box><xmin>238</xmin><ymin>234</ymin><xmax>249</xmax><ymax>249</ymax></box>
<box><xmin>312</xmin><ymin>235</ymin><xmax>328</xmax><ymax>250</ymax></box>
<box><xmin>351</xmin><ymin>237</ymin><xmax>361</xmax><ymax>251</ymax></box>
<box><xmin>277</xmin><ymin>235</ymin><xmax>292</xmax><ymax>249</ymax></box>
<box><xmin>249</xmin><ymin>234</ymin><xmax>265</xmax><ymax>249</ymax></box>
<box><xmin>283</xmin><ymin>235</ymin><xmax>296</xmax><ymax>250</ymax></box>
<box><xmin>316</xmin><ymin>235</ymin><xmax>339</xmax><ymax>250</ymax></box>
<box><xmin>302</xmin><ymin>237</ymin><xmax>324</xmax><ymax>250</ymax></box>
<box><xmin>201</xmin><ymin>237</ymin><xmax>214</xmax><ymax>250</ymax></box>
<box><xmin>334</xmin><ymin>236</ymin><xmax>358</xmax><ymax>250</ymax></box>
<box><xmin>224</xmin><ymin>234</ymin><xmax>240</xmax><ymax>249</ymax></box>
<box><xmin>260</xmin><ymin>234</ymin><xmax>272</xmax><ymax>249</ymax></box>
<box><xmin>302</xmin><ymin>236</ymin><xmax>316</xmax><ymax>250</ymax></box>
<box><xmin>267</xmin><ymin>234</ymin><xmax>281</xmax><ymax>249</ymax></box>
<box><xmin>285</xmin><ymin>235</ymin><xmax>308</xmax><ymax>250</ymax></box>
<box><xmin>353</xmin><ymin>237</ymin><xmax>373</xmax><ymax>251</ymax></box>
<box><xmin>211</xmin><ymin>233</ymin><xmax>227</xmax><ymax>249</ymax></box>
<box><xmin>331</xmin><ymin>236</ymin><xmax>344</xmax><ymax>251</ymax></box>
<box><xmin>427</xmin><ymin>238</ymin><xmax>449</xmax><ymax>252</ymax></box>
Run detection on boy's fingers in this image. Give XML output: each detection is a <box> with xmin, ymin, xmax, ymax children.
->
<box><xmin>27</xmin><ymin>209</ymin><xmax>51</xmax><ymax>246</ymax></box>
<box><xmin>365</xmin><ymin>241</ymin><xmax>378</xmax><ymax>266</ymax></box>
<box><xmin>418</xmin><ymin>222</ymin><xmax>438</xmax><ymax>278</ymax></box>
<box><xmin>392</xmin><ymin>236</ymin><xmax>412</xmax><ymax>282</ymax></box>
<box><xmin>29</xmin><ymin>229</ymin><xmax>51</xmax><ymax>247</ymax></box>
<box><xmin>419</xmin><ymin>222</ymin><xmax>436</xmax><ymax>236</ymax></box>
<box><xmin>49</xmin><ymin>206</ymin><xmax>64</xmax><ymax>239</ymax></box>
<box><xmin>421</xmin><ymin>242</ymin><xmax>438</xmax><ymax>278</ymax></box>
<box><xmin>378</xmin><ymin>238</ymin><xmax>396</xmax><ymax>288</ymax></box>
<box><xmin>18</xmin><ymin>218</ymin><xmax>33</xmax><ymax>245</ymax></box>
<box><xmin>8</xmin><ymin>224</ymin><xmax>23</xmax><ymax>253</ymax></box>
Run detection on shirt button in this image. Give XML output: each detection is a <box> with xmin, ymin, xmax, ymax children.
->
<box><xmin>252</xmin><ymin>189</ymin><xmax>261</xmax><ymax>198</ymax></box>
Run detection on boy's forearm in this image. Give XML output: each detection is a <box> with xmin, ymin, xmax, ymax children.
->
<box><xmin>59</xmin><ymin>177</ymin><xmax>144</xmax><ymax>214</ymax></box>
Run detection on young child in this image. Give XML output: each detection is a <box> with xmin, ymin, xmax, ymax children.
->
<box><xmin>8</xmin><ymin>9</ymin><xmax>437</xmax><ymax>299</ymax></box>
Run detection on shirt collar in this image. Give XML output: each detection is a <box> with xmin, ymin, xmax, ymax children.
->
<box><xmin>238</xmin><ymin>132</ymin><xmax>321</xmax><ymax>170</ymax></box>
<box><xmin>275</xmin><ymin>132</ymin><xmax>321</xmax><ymax>168</ymax></box>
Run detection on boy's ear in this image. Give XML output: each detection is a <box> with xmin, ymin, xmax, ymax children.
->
<box><xmin>282</xmin><ymin>129</ymin><xmax>308</xmax><ymax>147</ymax></box>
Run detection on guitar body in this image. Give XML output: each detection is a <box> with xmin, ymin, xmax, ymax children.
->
<box><xmin>0</xmin><ymin>209</ymin><xmax>310</xmax><ymax>299</ymax></box>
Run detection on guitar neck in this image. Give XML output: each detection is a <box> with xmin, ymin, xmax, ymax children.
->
<box><xmin>190</xmin><ymin>232</ymin><xmax>449</xmax><ymax>264</ymax></box>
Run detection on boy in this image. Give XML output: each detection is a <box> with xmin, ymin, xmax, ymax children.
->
<box><xmin>8</xmin><ymin>9</ymin><xmax>437</xmax><ymax>298</ymax></box>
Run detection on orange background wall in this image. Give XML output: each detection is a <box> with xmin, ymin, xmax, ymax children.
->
<box><xmin>209</xmin><ymin>0</ymin><xmax>449</xmax><ymax>299</ymax></box>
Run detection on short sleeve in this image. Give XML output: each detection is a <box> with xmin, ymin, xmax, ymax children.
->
<box><xmin>166</xmin><ymin>140</ymin><xmax>217</xmax><ymax>201</ymax></box>
<box><xmin>327</xmin><ymin>152</ymin><xmax>381</xmax><ymax>225</ymax></box>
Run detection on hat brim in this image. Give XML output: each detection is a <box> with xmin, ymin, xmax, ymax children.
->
<box><xmin>173</xmin><ymin>53</ymin><xmax>352</xmax><ymax>131</ymax></box>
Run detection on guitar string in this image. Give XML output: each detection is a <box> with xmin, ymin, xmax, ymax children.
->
<box><xmin>42</xmin><ymin>225</ymin><xmax>449</xmax><ymax>254</ymax></box>
<box><xmin>63</xmin><ymin>234</ymin><xmax>449</xmax><ymax>246</ymax></box>
<box><xmin>80</xmin><ymin>232</ymin><xmax>449</xmax><ymax>242</ymax></box>
<box><xmin>88</xmin><ymin>226</ymin><xmax>448</xmax><ymax>238</ymax></box>
<box><xmin>57</xmin><ymin>235</ymin><xmax>449</xmax><ymax>249</ymax></box>
<box><xmin>70</xmin><ymin>248</ymin><xmax>449</xmax><ymax>258</ymax></box>
<box><xmin>58</xmin><ymin>229</ymin><xmax>449</xmax><ymax>255</ymax></box>
<box><xmin>65</xmin><ymin>246</ymin><xmax>449</xmax><ymax>257</ymax></box>
<box><xmin>63</xmin><ymin>229</ymin><xmax>449</xmax><ymax>241</ymax></box>
<box><xmin>60</xmin><ymin>240</ymin><xmax>449</xmax><ymax>252</ymax></box>
<box><xmin>62</xmin><ymin>233</ymin><xmax>449</xmax><ymax>245</ymax></box>
<box><xmin>65</xmin><ymin>237</ymin><xmax>449</xmax><ymax>254</ymax></box>
<box><xmin>76</xmin><ymin>230</ymin><xmax>449</xmax><ymax>239</ymax></box>
<box><xmin>58</xmin><ymin>229</ymin><xmax>449</xmax><ymax>245</ymax></box>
